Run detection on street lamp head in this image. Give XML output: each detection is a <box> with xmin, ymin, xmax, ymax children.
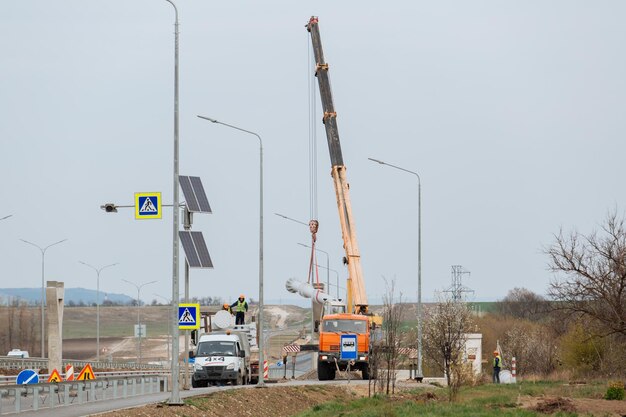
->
<box><xmin>101</xmin><ymin>203</ymin><xmax>118</xmax><ymax>213</ymax></box>
<box><xmin>196</xmin><ymin>115</ymin><xmax>218</xmax><ymax>123</ymax></box>
<box><xmin>80</xmin><ymin>261</ymin><xmax>119</xmax><ymax>272</ymax></box>
<box><xmin>368</xmin><ymin>157</ymin><xmax>385</xmax><ymax>164</ymax></box>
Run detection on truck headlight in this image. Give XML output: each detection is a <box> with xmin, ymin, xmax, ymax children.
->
<box><xmin>194</xmin><ymin>363</ymin><xmax>203</xmax><ymax>371</ymax></box>
<box><xmin>226</xmin><ymin>362</ymin><xmax>235</xmax><ymax>370</ymax></box>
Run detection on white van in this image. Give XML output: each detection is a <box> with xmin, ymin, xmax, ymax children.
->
<box><xmin>7</xmin><ymin>349</ymin><xmax>29</xmax><ymax>358</ymax></box>
<box><xmin>191</xmin><ymin>332</ymin><xmax>250</xmax><ymax>387</ymax></box>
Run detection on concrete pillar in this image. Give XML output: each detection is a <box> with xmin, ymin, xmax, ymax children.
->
<box><xmin>46</xmin><ymin>281</ymin><xmax>64</xmax><ymax>373</ymax></box>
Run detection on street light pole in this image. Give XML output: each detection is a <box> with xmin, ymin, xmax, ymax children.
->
<box><xmin>368</xmin><ymin>157</ymin><xmax>423</xmax><ymax>379</ymax></box>
<box><xmin>123</xmin><ymin>279</ymin><xmax>157</xmax><ymax>364</ymax></box>
<box><xmin>79</xmin><ymin>261</ymin><xmax>118</xmax><ymax>362</ymax></box>
<box><xmin>196</xmin><ymin>114</ymin><xmax>265</xmax><ymax>388</ymax></box>
<box><xmin>20</xmin><ymin>238</ymin><xmax>67</xmax><ymax>358</ymax></box>
<box><xmin>316</xmin><ymin>265</ymin><xmax>342</xmax><ymax>299</ymax></box>
<box><xmin>164</xmin><ymin>0</ymin><xmax>182</xmax><ymax>405</ymax></box>
<box><xmin>297</xmin><ymin>243</ymin><xmax>330</xmax><ymax>294</ymax></box>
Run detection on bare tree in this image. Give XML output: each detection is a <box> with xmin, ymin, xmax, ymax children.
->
<box><xmin>381</xmin><ymin>279</ymin><xmax>403</xmax><ymax>395</ymax></box>
<box><xmin>368</xmin><ymin>337</ymin><xmax>383</xmax><ymax>397</ymax></box>
<box><xmin>496</xmin><ymin>288</ymin><xmax>548</xmax><ymax>321</ymax></box>
<box><xmin>423</xmin><ymin>294</ymin><xmax>474</xmax><ymax>401</ymax></box>
<box><xmin>501</xmin><ymin>321</ymin><xmax>558</xmax><ymax>375</ymax></box>
<box><xmin>546</xmin><ymin>211</ymin><xmax>626</xmax><ymax>337</ymax></box>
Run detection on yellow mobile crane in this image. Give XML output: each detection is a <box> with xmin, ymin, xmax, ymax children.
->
<box><xmin>306</xmin><ymin>16</ymin><xmax>379</xmax><ymax>380</ymax></box>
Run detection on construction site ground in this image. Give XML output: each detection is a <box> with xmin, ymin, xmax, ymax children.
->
<box><xmin>93</xmin><ymin>379</ymin><xmax>626</xmax><ymax>417</ymax></box>
<box><xmin>56</xmin><ymin>305</ymin><xmax>311</xmax><ymax>364</ymax></box>
<box><xmin>95</xmin><ymin>381</ymin><xmax>421</xmax><ymax>417</ymax></box>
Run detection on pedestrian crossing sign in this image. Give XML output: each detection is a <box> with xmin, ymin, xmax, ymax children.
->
<box><xmin>135</xmin><ymin>192</ymin><xmax>162</xmax><ymax>219</ymax></box>
<box><xmin>178</xmin><ymin>303</ymin><xmax>200</xmax><ymax>330</ymax></box>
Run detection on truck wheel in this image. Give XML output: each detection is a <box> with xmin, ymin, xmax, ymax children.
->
<box><xmin>191</xmin><ymin>377</ymin><xmax>201</xmax><ymax>388</ymax></box>
<box><xmin>329</xmin><ymin>366</ymin><xmax>336</xmax><ymax>380</ymax></box>
<box><xmin>361</xmin><ymin>366</ymin><xmax>370</xmax><ymax>380</ymax></box>
<box><xmin>317</xmin><ymin>362</ymin><xmax>329</xmax><ymax>381</ymax></box>
<box><xmin>234</xmin><ymin>373</ymin><xmax>243</xmax><ymax>386</ymax></box>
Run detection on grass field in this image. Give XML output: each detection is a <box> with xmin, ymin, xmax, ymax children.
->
<box><xmin>62</xmin><ymin>306</ymin><xmax>171</xmax><ymax>338</ymax></box>
<box><xmin>296</xmin><ymin>381</ymin><xmax>614</xmax><ymax>417</ymax></box>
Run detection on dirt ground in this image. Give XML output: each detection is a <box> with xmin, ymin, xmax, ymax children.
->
<box><xmin>97</xmin><ymin>384</ymin><xmax>363</xmax><ymax>417</ymax></box>
<box><xmin>520</xmin><ymin>395</ymin><xmax>626</xmax><ymax>416</ymax></box>
<box><xmin>95</xmin><ymin>381</ymin><xmax>440</xmax><ymax>417</ymax></box>
<box><xmin>94</xmin><ymin>383</ymin><xmax>626</xmax><ymax>417</ymax></box>
<box><xmin>58</xmin><ymin>305</ymin><xmax>310</xmax><ymax>364</ymax></box>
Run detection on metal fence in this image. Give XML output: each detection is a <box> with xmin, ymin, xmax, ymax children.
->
<box><xmin>268</xmin><ymin>368</ymin><xmax>307</xmax><ymax>379</ymax></box>
<box><xmin>0</xmin><ymin>357</ymin><xmax>164</xmax><ymax>371</ymax></box>
<box><xmin>0</xmin><ymin>371</ymin><xmax>166</xmax><ymax>386</ymax></box>
<box><xmin>0</xmin><ymin>374</ymin><xmax>168</xmax><ymax>414</ymax></box>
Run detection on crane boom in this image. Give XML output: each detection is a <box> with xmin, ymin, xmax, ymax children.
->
<box><xmin>306</xmin><ymin>16</ymin><xmax>368</xmax><ymax>314</ymax></box>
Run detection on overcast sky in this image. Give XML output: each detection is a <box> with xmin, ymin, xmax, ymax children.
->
<box><xmin>1</xmin><ymin>1</ymin><xmax>625</xmax><ymax>306</ymax></box>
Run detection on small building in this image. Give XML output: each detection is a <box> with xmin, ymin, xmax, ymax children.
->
<box><xmin>463</xmin><ymin>333</ymin><xmax>482</xmax><ymax>375</ymax></box>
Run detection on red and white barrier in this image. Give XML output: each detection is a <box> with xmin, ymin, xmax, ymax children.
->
<box><xmin>65</xmin><ymin>364</ymin><xmax>75</xmax><ymax>381</ymax></box>
<box><xmin>282</xmin><ymin>344</ymin><xmax>301</xmax><ymax>354</ymax></box>
<box><xmin>263</xmin><ymin>360</ymin><xmax>269</xmax><ymax>379</ymax></box>
<box><xmin>511</xmin><ymin>357</ymin><xmax>517</xmax><ymax>383</ymax></box>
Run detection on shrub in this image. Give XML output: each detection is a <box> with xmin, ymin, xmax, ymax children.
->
<box><xmin>604</xmin><ymin>380</ymin><xmax>625</xmax><ymax>400</ymax></box>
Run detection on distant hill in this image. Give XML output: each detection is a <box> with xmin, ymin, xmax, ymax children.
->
<box><xmin>0</xmin><ymin>288</ymin><xmax>133</xmax><ymax>305</ymax></box>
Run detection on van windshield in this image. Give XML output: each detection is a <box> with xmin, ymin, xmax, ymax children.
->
<box><xmin>196</xmin><ymin>341</ymin><xmax>236</xmax><ymax>357</ymax></box>
<box><xmin>322</xmin><ymin>319</ymin><xmax>367</xmax><ymax>333</ymax></box>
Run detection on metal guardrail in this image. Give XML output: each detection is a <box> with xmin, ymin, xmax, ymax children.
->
<box><xmin>0</xmin><ymin>371</ymin><xmax>167</xmax><ymax>386</ymax></box>
<box><xmin>0</xmin><ymin>357</ymin><xmax>165</xmax><ymax>371</ymax></box>
<box><xmin>268</xmin><ymin>368</ymin><xmax>307</xmax><ymax>379</ymax></box>
<box><xmin>0</xmin><ymin>374</ymin><xmax>168</xmax><ymax>414</ymax></box>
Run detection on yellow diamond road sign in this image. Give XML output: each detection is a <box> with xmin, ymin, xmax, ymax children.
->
<box><xmin>135</xmin><ymin>192</ymin><xmax>162</xmax><ymax>220</ymax></box>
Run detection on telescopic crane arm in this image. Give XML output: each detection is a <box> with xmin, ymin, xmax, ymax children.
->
<box><xmin>306</xmin><ymin>16</ymin><xmax>368</xmax><ymax>314</ymax></box>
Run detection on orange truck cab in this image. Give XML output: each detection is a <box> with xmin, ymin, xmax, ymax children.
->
<box><xmin>317</xmin><ymin>314</ymin><xmax>371</xmax><ymax>380</ymax></box>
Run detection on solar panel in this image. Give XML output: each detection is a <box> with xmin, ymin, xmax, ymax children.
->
<box><xmin>190</xmin><ymin>176</ymin><xmax>212</xmax><ymax>213</ymax></box>
<box><xmin>179</xmin><ymin>176</ymin><xmax>200</xmax><ymax>212</ymax></box>
<box><xmin>191</xmin><ymin>230</ymin><xmax>213</xmax><ymax>268</ymax></box>
<box><xmin>179</xmin><ymin>175</ymin><xmax>212</xmax><ymax>213</ymax></box>
<box><xmin>179</xmin><ymin>231</ymin><xmax>213</xmax><ymax>269</ymax></box>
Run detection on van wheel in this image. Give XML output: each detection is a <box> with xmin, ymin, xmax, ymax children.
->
<box><xmin>192</xmin><ymin>377</ymin><xmax>205</xmax><ymax>388</ymax></box>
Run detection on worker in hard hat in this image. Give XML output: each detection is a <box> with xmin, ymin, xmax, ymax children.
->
<box><xmin>493</xmin><ymin>350</ymin><xmax>502</xmax><ymax>383</ymax></box>
<box><xmin>230</xmin><ymin>295</ymin><xmax>248</xmax><ymax>325</ymax></box>
<box><xmin>222</xmin><ymin>303</ymin><xmax>232</xmax><ymax>314</ymax></box>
